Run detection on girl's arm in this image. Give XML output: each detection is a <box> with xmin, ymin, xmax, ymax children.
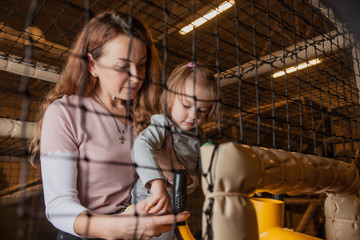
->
<box><xmin>156</xmin><ymin>141</ymin><xmax>199</xmax><ymax>193</ymax></box>
<box><xmin>131</xmin><ymin>114</ymin><xmax>169</xmax><ymax>189</ymax></box>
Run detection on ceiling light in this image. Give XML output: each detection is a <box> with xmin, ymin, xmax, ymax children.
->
<box><xmin>179</xmin><ymin>0</ymin><xmax>235</xmax><ymax>35</ymax></box>
<box><xmin>272</xmin><ymin>58</ymin><xmax>322</xmax><ymax>78</ymax></box>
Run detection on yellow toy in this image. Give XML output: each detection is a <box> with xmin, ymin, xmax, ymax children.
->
<box><xmin>251</xmin><ymin>198</ymin><xmax>320</xmax><ymax>240</ymax></box>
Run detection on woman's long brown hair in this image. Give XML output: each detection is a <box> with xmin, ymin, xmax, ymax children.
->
<box><xmin>28</xmin><ymin>11</ymin><xmax>161</xmax><ymax>164</ymax></box>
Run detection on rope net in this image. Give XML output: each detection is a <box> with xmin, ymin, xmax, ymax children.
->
<box><xmin>0</xmin><ymin>0</ymin><xmax>359</xmax><ymax>239</ymax></box>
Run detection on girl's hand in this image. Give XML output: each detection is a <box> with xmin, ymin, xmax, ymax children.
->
<box><xmin>145</xmin><ymin>179</ymin><xmax>172</xmax><ymax>215</ymax></box>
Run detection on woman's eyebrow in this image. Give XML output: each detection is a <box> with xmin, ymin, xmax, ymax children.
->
<box><xmin>139</xmin><ymin>56</ymin><xmax>147</xmax><ymax>61</ymax></box>
<box><xmin>117</xmin><ymin>56</ymin><xmax>147</xmax><ymax>62</ymax></box>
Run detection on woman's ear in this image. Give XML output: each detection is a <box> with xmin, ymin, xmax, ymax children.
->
<box><xmin>87</xmin><ymin>53</ymin><xmax>96</xmax><ymax>74</ymax></box>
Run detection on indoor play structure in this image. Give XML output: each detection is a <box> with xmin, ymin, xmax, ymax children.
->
<box><xmin>200</xmin><ymin>142</ymin><xmax>360</xmax><ymax>240</ymax></box>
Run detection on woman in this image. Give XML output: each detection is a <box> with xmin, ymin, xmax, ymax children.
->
<box><xmin>28</xmin><ymin>11</ymin><xmax>189</xmax><ymax>239</ymax></box>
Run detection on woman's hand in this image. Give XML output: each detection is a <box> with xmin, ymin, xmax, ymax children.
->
<box><xmin>74</xmin><ymin>204</ymin><xmax>190</xmax><ymax>240</ymax></box>
<box><xmin>122</xmin><ymin>211</ymin><xmax>190</xmax><ymax>240</ymax></box>
<box><xmin>121</xmin><ymin>200</ymin><xmax>190</xmax><ymax>239</ymax></box>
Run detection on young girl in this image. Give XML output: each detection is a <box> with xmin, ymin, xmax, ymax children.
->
<box><xmin>131</xmin><ymin>62</ymin><xmax>218</xmax><ymax>225</ymax></box>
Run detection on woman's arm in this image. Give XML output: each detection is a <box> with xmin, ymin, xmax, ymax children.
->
<box><xmin>73</xmin><ymin>200</ymin><xmax>190</xmax><ymax>239</ymax></box>
<box><xmin>41</xmin><ymin>151</ymin><xmax>88</xmax><ymax>236</ymax></box>
<box><xmin>41</xmin><ymin>100</ymin><xmax>88</xmax><ymax>236</ymax></box>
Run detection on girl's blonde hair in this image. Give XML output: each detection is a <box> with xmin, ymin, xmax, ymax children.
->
<box><xmin>160</xmin><ymin>62</ymin><xmax>218</xmax><ymax>120</ymax></box>
<box><xmin>28</xmin><ymin>11</ymin><xmax>161</xmax><ymax>164</ymax></box>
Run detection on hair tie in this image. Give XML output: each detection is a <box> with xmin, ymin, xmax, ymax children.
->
<box><xmin>187</xmin><ymin>61</ymin><xmax>197</xmax><ymax>68</ymax></box>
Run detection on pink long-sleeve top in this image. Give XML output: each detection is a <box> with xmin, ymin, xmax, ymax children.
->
<box><xmin>40</xmin><ymin>95</ymin><xmax>136</xmax><ymax>236</ymax></box>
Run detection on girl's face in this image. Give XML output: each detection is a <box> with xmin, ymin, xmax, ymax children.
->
<box><xmin>170</xmin><ymin>77</ymin><xmax>212</xmax><ymax>131</ymax></box>
<box><xmin>90</xmin><ymin>35</ymin><xmax>147</xmax><ymax>100</ymax></box>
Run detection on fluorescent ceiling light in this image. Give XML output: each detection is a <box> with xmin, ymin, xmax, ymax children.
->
<box><xmin>272</xmin><ymin>58</ymin><xmax>322</xmax><ymax>78</ymax></box>
<box><xmin>179</xmin><ymin>0</ymin><xmax>235</xmax><ymax>35</ymax></box>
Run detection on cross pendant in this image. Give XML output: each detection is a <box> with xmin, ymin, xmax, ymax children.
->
<box><xmin>119</xmin><ymin>134</ymin><xmax>125</xmax><ymax>144</ymax></box>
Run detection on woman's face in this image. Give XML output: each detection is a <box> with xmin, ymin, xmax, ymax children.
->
<box><xmin>90</xmin><ymin>35</ymin><xmax>147</xmax><ymax>100</ymax></box>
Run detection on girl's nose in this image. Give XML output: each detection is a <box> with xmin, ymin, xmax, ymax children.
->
<box><xmin>188</xmin><ymin>108</ymin><xmax>196</xmax><ymax>120</ymax></box>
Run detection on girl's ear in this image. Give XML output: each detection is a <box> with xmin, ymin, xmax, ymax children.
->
<box><xmin>167</xmin><ymin>97</ymin><xmax>173</xmax><ymax>115</ymax></box>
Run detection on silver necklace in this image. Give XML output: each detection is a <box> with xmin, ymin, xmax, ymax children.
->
<box><xmin>95</xmin><ymin>94</ymin><xmax>127</xmax><ymax>144</ymax></box>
